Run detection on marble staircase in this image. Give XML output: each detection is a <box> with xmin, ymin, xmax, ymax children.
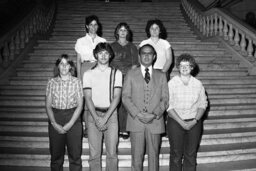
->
<box><xmin>0</xmin><ymin>1</ymin><xmax>256</xmax><ymax>170</ymax></box>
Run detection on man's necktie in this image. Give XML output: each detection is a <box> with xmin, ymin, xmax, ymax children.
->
<box><xmin>144</xmin><ymin>68</ymin><xmax>150</xmax><ymax>84</ymax></box>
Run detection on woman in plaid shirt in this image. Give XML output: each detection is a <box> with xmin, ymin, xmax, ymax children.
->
<box><xmin>167</xmin><ymin>53</ymin><xmax>208</xmax><ymax>171</ymax></box>
<box><xmin>46</xmin><ymin>54</ymin><xmax>84</xmax><ymax>171</ymax></box>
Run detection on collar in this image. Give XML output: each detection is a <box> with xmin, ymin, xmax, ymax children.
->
<box><xmin>56</xmin><ymin>74</ymin><xmax>72</xmax><ymax>82</ymax></box>
<box><xmin>141</xmin><ymin>65</ymin><xmax>152</xmax><ymax>76</ymax></box>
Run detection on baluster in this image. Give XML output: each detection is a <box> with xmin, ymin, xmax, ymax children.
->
<box><xmin>218</xmin><ymin>16</ymin><xmax>223</xmax><ymax>37</ymax></box>
<box><xmin>228</xmin><ymin>24</ymin><xmax>234</xmax><ymax>45</ymax></box>
<box><xmin>25</xmin><ymin>24</ymin><xmax>30</xmax><ymax>43</ymax></box>
<box><xmin>29</xmin><ymin>21</ymin><xmax>34</xmax><ymax>38</ymax></box>
<box><xmin>203</xmin><ymin>17</ymin><xmax>206</xmax><ymax>36</ymax></box>
<box><xmin>206</xmin><ymin>16</ymin><xmax>210</xmax><ymax>37</ymax></box>
<box><xmin>210</xmin><ymin>15</ymin><xmax>214</xmax><ymax>36</ymax></box>
<box><xmin>9</xmin><ymin>37</ymin><xmax>15</xmax><ymax>60</ymax></box>
<box><xmin>15</xmin><ymin>31</ymin><xmax>21</xmax><ymax>54</ymax></box>
<box><xmin>199</xmin><ymin>16</ymin><xmax>203</xmax><ymax>33</ymax></box>
<box><xmin>20</xmin><ymin>27</ymin><xmax>25</xmax><ymax>48</ymax></box>
<box><xmin>3</xmin><ymin>42</ymin><xmax>10</xmax><ymax>67</ymax></box>
<box><xmin>247</xmin><ymin>39</ymin><xmax>254</xmax><ymax>61</ymax></box>
<box><xmin>240</xmin><ymin>33</ymin><xmax>247</xmax><ymax>56</ymax></box>
<box><xmin>223</xmin><ymin>20</ymin><xmax>228</xmax><ymax>40</ymax></box>
<box><xmin>214</xmin><ymin>13</ymin><xmax>218</xmax><ymax>35</ymax></box>
<box><xmin>33</xmin><ymin>15</ymin><xmax>37</xmax><ymax>34</ymax></box>
<box><xmin>234</xmin><ymin>29</ymin><xmax>240</xmax><ymax>51</ymax></box>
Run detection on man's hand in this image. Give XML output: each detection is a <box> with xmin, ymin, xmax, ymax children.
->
<box><xmin>137</xmin><ymin>112</ymin><xmax>156</xmax><ymax>124</ymax></box>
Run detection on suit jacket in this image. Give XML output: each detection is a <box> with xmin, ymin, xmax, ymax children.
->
<box><xmin>122</xmin><ymin>66</ymin><xmax>169</xmax><ymax>134</ymax></box>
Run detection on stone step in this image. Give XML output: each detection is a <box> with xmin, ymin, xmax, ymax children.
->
<box><xmin>26</xmin><ymin>53</ymin><xmax>233</xmax><ymax>61</ymax></box>
<box><xmin>15</xmin><ymin>69</ymin><xmax>248</xmax><ymax>77</ymax></box>
<box><xmin>0</xmin><ymin>118</ymin><xmax>256</xmax><ymax>132</ymax></box>
<box><xmin>206</xmin><ymin>87</ymin><xmax>256</xmax><ymax>94</ymax></box>
<box><xmin>53</xmin><ymin>24</ymin><xmax>191</xmax><ymax>31</ymax></box>
<box><xmin>48</xmin><ymin>36</ymin><xmax>199</xmax><ymax>42</ymax></box>
<box><xmin>0</xmin><ymin>132</ymin><xmax>256</xmax><ymax>150</ymax></box>
<box><xmin>207</xmin><ymin>109</ymin><xmax>256</xmax><ymax>119</ymax></box>
<box><xmin>1</xmin><ymin>150</ymin><xmax>255</xmax><ymax>167</ymax></box>
<box><xmin>1</xmin><ymin>109</ymin><xmax>255</xmax><ymax>121</ymax></box>
<box><xmin>22</xmin><ymin>62</ymin><xmax>242</xmax><ymax>70</ymax></box>
<box><xmin>35</xmin><ymin>41</ymin><xmax>220</xmax><ymax>49</ymax></box>
<box><xmin>9</xmin><ymin>76</ymin><xmax>256</xmax><ymax>86</ymax></box>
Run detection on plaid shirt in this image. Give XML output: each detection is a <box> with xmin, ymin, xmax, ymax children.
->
<box><xmin>46</xmin><ymin>75</ymin><xmax>83</xmax><ymax>109</ymax></box>
<box><xmin>167</xmin><ymin>75</ymin><xmax>207</xmax><ymax>120</ymax></box>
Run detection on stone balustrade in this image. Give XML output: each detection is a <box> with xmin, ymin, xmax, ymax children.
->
<box><xmin>0</xmin><ymin>1</ymin><xmax>56</xmax><ymax>74</ymax></box>
<box><xmin>181</xmin><ymin>0</ymin><xmax>256</xmax><ymax>75</ymax></box>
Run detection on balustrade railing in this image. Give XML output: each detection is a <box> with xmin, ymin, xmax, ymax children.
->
<box><xmin>0</xmin><ymin>0</ymin><xmax>56</xmax><ymax>74</ymax></box>
<box><xmin>181</xmin><ymin>0</ymin><xmax>256</xmax><ymax>75</ymax></box>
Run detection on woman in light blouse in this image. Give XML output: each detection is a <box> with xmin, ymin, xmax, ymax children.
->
<box><xmin>46</xmin><ymin>54</ymin><xmax>83</xmax><ymax>171</ymax></box>
<box><xmin>167</xmin><ymin>53</ymin><xmax>208</xmax><ymax>171</ymax></box>
<box><xmin>139</xmin><ymin>19</ymin><xmax>173</xmax><ymax>75</ymax></box>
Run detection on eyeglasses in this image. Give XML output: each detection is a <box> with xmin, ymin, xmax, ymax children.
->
<box><xmin>179</xmin><ymin>64</ymin><xmax>191</xmax><ymax>69</ymax></box>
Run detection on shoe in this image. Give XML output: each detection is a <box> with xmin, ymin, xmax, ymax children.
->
<box><xmin>83</xmin><ymin>129</ymin><xmax>88</xmax><ymax>138</ymax></box>
<box><xmin>119</xmin><ymin>132</ymin><xmax>129</xmax><ymax>139</ymax></box>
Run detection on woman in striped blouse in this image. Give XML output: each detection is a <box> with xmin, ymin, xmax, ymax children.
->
<box><xmin>46</xmin><ymin>54</ymin><xmax>83</xmax><ymax>171</ymax></box>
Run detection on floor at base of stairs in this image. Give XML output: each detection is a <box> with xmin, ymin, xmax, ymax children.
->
<box><xmin>1</xmin><ymin>160</ymin><xmax>256</xmax><ymax>171</ymax></box>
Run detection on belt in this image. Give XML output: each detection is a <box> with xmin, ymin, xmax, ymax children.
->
<box><xmin>183</xmin><ymin>118</ymin><xmax>195</xmax><ymax>122</ymax></box>
<box><xmin>95</xmin><ymin>107</ymin><xmax>109</xmax><ymax>113</ymax></box>
<box><xmin>83</xmin><ymin>60</ymin><xmax>96</xmax><ymax>63</ymax></box>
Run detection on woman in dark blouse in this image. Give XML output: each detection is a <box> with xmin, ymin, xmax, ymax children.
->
<box><xmin>111</xmin><ymin>22</ymin><xmax>139</xmax><ymax>139</ymax></box>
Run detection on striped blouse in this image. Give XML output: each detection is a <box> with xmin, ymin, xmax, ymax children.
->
<box><xmin>46</xmin><ymin>76</ymin><xmax>83</xmax><ymax>109</ymax></box>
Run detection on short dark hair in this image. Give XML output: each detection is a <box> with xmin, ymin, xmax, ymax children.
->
<box><xmin>145</xmin><ymin>19</ymin><xmax>167</xmax><ymax>39</ymax></box>
<box><xmin>114</xmin><ymin>22</ymin><xmax>133</xmax><ymax>42</ymax></box>
<box><xmin>93</xmin><ymin>42</ymin><xmax>115</xmax><ymax>61</ymax></box>
<box><xmin>54</xmin><ymin>54</ymin><xmax>76</xmax><ymax>77</ymax></box>
<box><xmin>176</xmin><ymin>53</ymin><xmax>196</xmax><ymax>69</ymax></box>
<box><xmin>85</xmin><ymin>15</ymin><xmax>102</xmax><ymax>36</ymax></box>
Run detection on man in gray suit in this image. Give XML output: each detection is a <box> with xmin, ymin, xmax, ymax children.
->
<box><xmin>122</xmin><ymin>44</ymin><xmax>169</xmax><ymax>171</ymax></box>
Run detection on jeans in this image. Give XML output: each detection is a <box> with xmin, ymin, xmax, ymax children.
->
<box><xmin>49</xmin><ymin>108</ymin><xmax>83</xmax><ymax>171</ymax></box>
<box><xmin>87</xmin><ymin>110</ymin><xmax>118</xmax><ymax>171</ymax></box>
<box><xmin>167</xmin><ymin>117</ymin><xmax>202</xmax><ymax>171</ymax></box>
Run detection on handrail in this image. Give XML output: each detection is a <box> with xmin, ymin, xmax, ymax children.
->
<box><xmin>0</xmin><ymin>0</ymin><xmax>56</xmax><ymax>74</ymax></box>
<box><xmin>181</xmin><ymin>0</ymin><xmax>256</xmax><ymax>75</ymax></box>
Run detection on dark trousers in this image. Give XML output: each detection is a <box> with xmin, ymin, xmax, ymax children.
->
<box><xmin>49</xmin><ymin>108</ymin><xmax>83</xmax><ymax>171</ymax></box>
<box><xmin>118</xmin><ymin>102</ymin><xmax>127</xmax><ymax>132</ymax></box>
<box><xmin>167</xmin><ymin>117</ymin><xmax>202</xmax><ymax>171</ymax></box>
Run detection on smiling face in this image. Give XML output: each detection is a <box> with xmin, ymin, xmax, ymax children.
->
<box><xmin>179</xmin><ymin>61</ymin><xmax>193</xmax><ymax>76</ymax></box>
<box><xmin>139</xmin><ymin>46</ymin><xmax>156</xmax><ymax>67</ymax></box>
<box><xmin>58</xmin><ymin>58</ymin><xmax>71</xmax><ymax>77</ymax></box>
<box><xmin>96</xmin><ymin>50</ymin><xmax>110</xmax><ymax>65</ymax></box>
<box><xmin>87</xmin><ymin>20</ymin><xmax>98</xmax><ymax>34</ymax></box>
<box><xmin>149</xmin><ymin>23</ymin><xmax>160</xmax><ymax>38</ymax></box>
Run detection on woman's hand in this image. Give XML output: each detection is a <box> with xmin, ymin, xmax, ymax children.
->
<box><xmin>52</xmin><ymin>122</ymin><xmax>66</xmax><ymax>134</ymax></box>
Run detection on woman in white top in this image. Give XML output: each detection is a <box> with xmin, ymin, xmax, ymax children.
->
<box><xmin>139</xmin><ymin>19</ymin><xmax>173</xmax><ymax>75</ymax></box>
<box><xmin>75</xmin><ymin>15</ymin><xmax>106</xmax><ymax>81</ymax></box>
<box><xmin>75</xmin><ymin>15</ymin><xmax>106</xmax><ymax>136</ymax></box>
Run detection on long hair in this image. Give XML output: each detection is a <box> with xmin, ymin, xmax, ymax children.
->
<box><xmin>54</xmin><ymin>54</ymin><xmax>76</xmax><ymax>77</ymax></box>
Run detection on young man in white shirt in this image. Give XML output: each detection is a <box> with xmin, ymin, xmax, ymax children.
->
<box><xmin>83</xmin><ymin>42</ymin><xmax>122</xmax><ymax>171</ymax></box>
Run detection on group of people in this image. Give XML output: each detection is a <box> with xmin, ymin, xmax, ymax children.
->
<box><xmin>45</xmin><ymin>14</ymin><xmax>208</xmax><ymax>171</ymax></box>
